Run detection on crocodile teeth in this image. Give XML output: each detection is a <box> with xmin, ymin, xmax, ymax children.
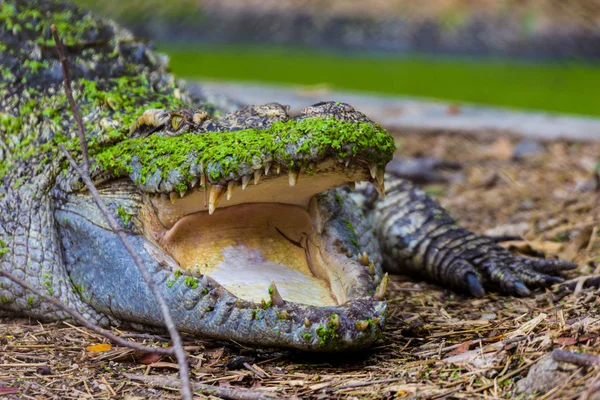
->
<box><xmin>304</xmin><ymin>318</ymin><xmax>312</xmax><ymax>327</ymax></box>
<box><xmin>348</xmin><ymin>181</ymin><xmax>356</xmax><ymax>190</ymax></box>
<box><xmin>268</xmin><ymin>282</ymin><xmax>285</xmax><ymax>307</ymax></box>
<box><xmin>373</xmin><ymin>273</ymin><xmax>389</xmax><ymax>301</ymax></box>
<box><xmin>368</xmin><ymin>162</ymin><xmax>377</xmax><ymax>179</ymax></box>
<box><xmin>190</xmin><ymin>178</ymin><xmax>198</xmax><ymax>188</ymax></box>
<box><xmin>355</xmin><ymin>320</ymin><xmax>370</xmax><ymax>332</ymax></box>
<box><xmin>179</xmin><ymin>190</ymin><xmax>186</xmax><ymax>198</ymax></box>
<box><xmin>264</xmin><ymin>162</ymin><xmax>271</xmax><ymax>176</ymax></box>
<box><xmin>241</xmin><ymin>175</ymin><xmax>251</xmax><ymax>190</ymax></box>
<box><xmin>358</xmin><ymin>251</ymin><xmax>370</xmax><ymax>266</ymax></box>
<box><xmin>275</xmin><ymin>163</ymin><xmax>281</xmax><ymax>175</ymax></box>
<box><xmin>208</xmin><ymin>185</ymin><xmax>226</xmax><ymax>215</ymax></box>
<box><xmin>226</xmin><ymin>181</ymin><xmax>236</xmax><ymax>201</ymax></box>
<box><xmin>376</xmin><ymin>167</ymin><xmax>385</xmax><ymax>187</ymax></box>
<box><xmin>373</xmin><ymin>180</ymin><xmax>386</xmax><ymax>198</ymax></box>
<box><xmin>344</xmin><ymin>158</ymin><xmax>351</xmax><ymax>167</ymax></box>
<box><xmin>288</xmin><ymin>169</ymin><xmax>299</xmax><ymax>186</ymax></box>
<box><xmin>254</xmin><ymin>169</ymin><xmax>262</xmax><ymax>185</ymax></box>
<box><xmin>200</xmin><ymin>173</ymin><xmax>206</xmax><ymax>187</ymax></box>
<box><xmin>169</xmin><ymin>192</ymin><xmax>178</xmax><ymax>204</ymax></box>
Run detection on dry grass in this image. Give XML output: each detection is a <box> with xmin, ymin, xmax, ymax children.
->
<box><xmin>0</xmin><ymin>130</ymin><xmax>598</xmax><ymax>399</ymax></box>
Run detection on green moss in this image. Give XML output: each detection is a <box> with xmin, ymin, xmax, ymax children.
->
<box><xmin>0</xmin><ymin>239</ymin><xmax>8</xmax><ymax>258</ymax></box>
<box><xmin>27</xmin><ymin>296</ymin><xmax>34</xmax><ymax>306</ymax></box>
<box><xmin>95</xmin><ymin>117</ymin><xmax>395</xmax><ymax>189</ymax></box>
<box><xmin>302</xmin><ymin>332</ymin><xmax>312</xmax><ymax>341</ymax></box>
<box><xmin>0</xmin><ymin>296</ymin><xmax>11</xmax><ymax>304</ymax></box>
<box><xmin>316</xmin><ymin>314</ymin><xmax>341</xmax><ymax>346</ymax></box>
<box><xmin>316</xmin><ymin>325</ymin><xmax>339</xmax><ymax>346</ymax></box>
<box><xmin>183</xmin><ymin>276</ymin><xmax>198</xmax><ymax>289</ymax></box>
<box><xmin>334</xmin><ymin>193</ymin><xmax>343</xmax><ymax>205</ymax></box>
<box><xmin>116</xmin><ymin>205</ymin><xmax>132</xmax><ymax>225</ymax></box>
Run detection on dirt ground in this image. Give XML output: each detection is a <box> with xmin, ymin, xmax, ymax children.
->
<box><xmin>0</xmin><ymin>129</ymin><xmax>599</xmax><ymax>399</ymax></box>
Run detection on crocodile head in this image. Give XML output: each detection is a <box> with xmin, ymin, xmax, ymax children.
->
<box><xmin>55</xmin><ymin>101</ymin><xmax>395</xmax><ymax>351</ymax></box>
<box><xmin>0</xmin><ymin>0</ymin><xmax>394</xmax><ymax>351</ymax></box>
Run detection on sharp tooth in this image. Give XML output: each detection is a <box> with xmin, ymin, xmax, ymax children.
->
<box><xmin>348</xmin><ymin>181</ymin><xmax>356</xmax><ymax>190</ymax></box>
<box><xmin>268</xmin><ymin>282</ymin><xmax>285</xmax><ymax>307</ymax></box>
<box><xmin>368</xmin><ymin>162</ymin><xmax>377</xmax><ymax>179</ymax></box>
<box><xmin>241</xmin><ymin>175</ymin><xmax>250</xmax><ymax>190</ymax></box>
<box><xmin>358</xmin><ymin>251</ymin><xmax>370</xmax><ymax>266</ymax></box>
<box><xmin>304</xmin><ymin>318</ymin><xmax>312</xmax><ymax>327</ymax></box>
<box><xmin>169</xmin><ymin>192</ymin><xmax>177</xmax><ymax>204</ymax></box>
<box><xmin>200</xmin><ymin>275</ymin><xmax>209</xmax><ymax>287</ymax></box>
<box><xmin>200</xmin><ymin>173</ymin><xmax>206</xmax><ymax>187</ymax></box>
<box><xmin>344</xmin><ymin>158</ymin><xmax>351</xmax><ymax>167</ymax></box>
<box><xmin>376</xmin><ymin>167</ymin><xmax>385</xmax><ymax>187</ymax></box>
<box><xmin>179</xmin><ymin>190</ymin><xmax>186</xmax><ymax>198</ymax></box>
<box><xmin>275</xmin><ymin>163</ymin><xmax>281</xmax><ymax>175</ymax></box>
<box><xmin>254</xmin><ymin>169</ymin><xmax>262</xmax><ymax>185</ymax></box>
<box><xmin>208</xmin><ymin>184</ymin><xmax>226</xmax><ymax>215</ymax></box>
<box><xmin>373</xmin><ymin>180</ymin><xmax>386</xmax><ymax>198</ymax></box>
<box><xmin>355</xmin><ymin>320</ymin><xmax>370</xmax><ymax>332</ymax></box>
<box><xmin>190</xmin><ymin>178</ymin><xmax>198</xmax><ymax>188</ymax></box>
<box><xmin>368</xmin><ymin>261</ymin><xmax>375</xmax><ymax>276</ymax></box>
<box><xmin>374</xmin><ymin>273</ymin><xmax>389</xmax><ymax>301</ymax></box>
<box><xmin>226</xmin><ymin>181</ymin><xmax>236</xmax><ymax>200</ymax></box>
<box><xmin>288</xmin><ymin>169</ymin><xmax>299</xmax><ymax>186</ymax></box>
<box><xmin>264</xmin><ymin>162</ymin><xmax>271</xmax><ymax>175</ymax></box>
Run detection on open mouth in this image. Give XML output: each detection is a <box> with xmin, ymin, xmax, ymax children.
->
<box><xmin>85</xmin><ymin>105</ymin><xmax>395</xmax><ymax>349</ymax></box>
<box><xmin>142</xmin><ymin>158</ymin><xmax>382</xmax><ymax>308</ymax></box>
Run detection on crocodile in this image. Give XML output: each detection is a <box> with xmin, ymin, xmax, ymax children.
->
<box><xmin>0</xmin><ymin>0</ymin><xmax>577</xmax><ymax>351</ymax></box>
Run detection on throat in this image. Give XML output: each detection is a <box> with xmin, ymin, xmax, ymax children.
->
<box><xmin>156</xmin><ymin>203</ymin><xmax>339</xmax><ymax>306</ymax></box>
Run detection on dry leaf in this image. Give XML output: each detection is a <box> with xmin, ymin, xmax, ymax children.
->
<box><xmin>138</xmin><ymin>353</ymin><xmax>162</xmax><ymax>365</ymax></box>
<box><xmin>447</xmin><ymin>340</ymin><xmax>472</xmax><ymax>356</ymax></box>
<box><xmin>86</xmin><ymin>343</ymin><xmax>112</xmax><ymax>353</ymax></box>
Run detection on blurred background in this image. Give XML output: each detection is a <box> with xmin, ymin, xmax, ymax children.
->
<box><xmin>72</xmin><ymin>0</ymin><xmax>600</xmax><ymax>117</ymax></box>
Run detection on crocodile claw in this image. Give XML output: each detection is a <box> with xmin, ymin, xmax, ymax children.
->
<box><xmin>458</xmin><ymin>249</ymin><xmax>577</xmax><ymax>297</ymax></box>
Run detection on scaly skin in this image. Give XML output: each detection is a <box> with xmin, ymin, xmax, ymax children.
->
<box><xmin>0</xmin><ymin>0</ymin><xmax>576</xmax><ymax>351</ymax></box>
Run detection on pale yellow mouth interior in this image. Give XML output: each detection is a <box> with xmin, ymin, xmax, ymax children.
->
<box><xmin>142</xmin><ymin>162</ymin><xmax>373</xmax><ymax>307</ymax></box>
<box><xmin>158</xmin><ymin>203</ymin><xmax>339</xmax><ymax>306</ymax></box>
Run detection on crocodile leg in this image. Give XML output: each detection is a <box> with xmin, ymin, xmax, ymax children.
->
<box><xmin>369</xmin><ymin>176</ymin><xmax>577</xmax><ymax>297</ymax></box>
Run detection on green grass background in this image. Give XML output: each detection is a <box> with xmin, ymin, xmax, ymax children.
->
<box><xmin>161</xmin><ymin>45</ymin><xmax>600</xmax><ymax>117</ymax></box>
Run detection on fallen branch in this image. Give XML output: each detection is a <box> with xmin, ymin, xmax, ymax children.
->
<box><xmin>552</xmin><ymin>349</ymin><xmax>600</xmax><ymax>368</ymax></box>
<box><xmin>125</xmin><ymin>373</ymin><xmax>283</xmax><ymax>400</ymax></box>
<box><xmin>50</xmin><ymin>25</ymin><xmax>192</xmax><ymax>399</ymax></box>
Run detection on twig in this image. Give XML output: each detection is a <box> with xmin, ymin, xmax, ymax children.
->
<box><xmin>552</xmin><ymin>349</ymin><xmax>600</xmax><ymax>368</ymax></box>
<box><xmin>334</xmin><ymin>377</ymin><xmax>402</xmax><ymax>390</ymax></box>
<box><xmin>51</xmin><ymin>26</ymin><xmax>193</xmax><ymax>399</ymax></box>
<box><xmin>0</xmin><ymin>269</ymin><xmax>172</xmax><ymax>356</ymax></box>
<box><xmin>124</xmin><ymin>373</ymin><xmax>283</xmax><ymax>400</ymax></box>
<box><xmin>50</xmin><ymin>25</ymin><xmax>89</xmax><ymax>173</ymax></box>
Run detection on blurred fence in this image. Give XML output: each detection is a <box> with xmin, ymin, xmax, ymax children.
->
<box><xmin>74</xmin><ymin>0</ymin><xmax>600</xmax><ymax>60</ymax></box>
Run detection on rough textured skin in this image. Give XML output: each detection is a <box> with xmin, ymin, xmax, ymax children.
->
<box><xmin>0</xmin><ymin>0</ymin><xmax>576</xmax><ymax>351</ymax></box>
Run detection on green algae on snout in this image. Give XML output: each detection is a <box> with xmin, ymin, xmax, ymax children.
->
<box><xmin>95</xmin><ymin>117</ymin><xmax>395</xmax><ymax>190</ymax></box>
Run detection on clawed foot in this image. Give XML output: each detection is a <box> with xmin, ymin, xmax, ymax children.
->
<box><xmin>454</xmin><ymin>241</ymin><xmax>578</xmax><ymax>297</ymax></box>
